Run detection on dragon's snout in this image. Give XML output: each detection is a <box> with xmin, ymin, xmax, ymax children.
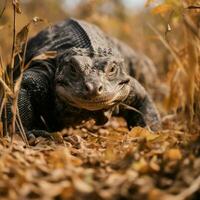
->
<box><xmin>84</xmin><ymin>81</ymin><xmax>103</xmax><ymax>96</ymax></box>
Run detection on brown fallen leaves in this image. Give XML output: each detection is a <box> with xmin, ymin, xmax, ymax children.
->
<box><xmin>0</xmin><ymin>117</ymin><xmax>200</xmax><ymax>200</ymax></box>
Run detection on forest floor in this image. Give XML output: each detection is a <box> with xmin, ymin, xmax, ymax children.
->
<box><xmin>0</xmin><ymin>117</ymin><xmax>200</xmax><ymax>200</ymax></box>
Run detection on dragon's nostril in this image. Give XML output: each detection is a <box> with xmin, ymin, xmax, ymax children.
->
<box><xmin>98</xmin><ymin>85</ymin><xmax>103</xmax><ymax>93</ymax></box>
<box><xmin>85</xmin><ymin>82</ymin><xmax>103</xmax><ymax>95</ymax></box>
<box><xmin>85</xmin><ymin>83</ymin><xmax>93</xmax><ymax>92</ymax></box>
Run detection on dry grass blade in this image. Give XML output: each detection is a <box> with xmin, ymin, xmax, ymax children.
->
<box><xmin>24</xmin><ymin>51</ymin><xmax>57</xmax><ymax>70</ymax></box>
<box><xmin>0</xmin><ymin>78</ymin><xmax>14</xmax><ymax>97</ymax></box>
<box><xmin>9</xmin><ymin>16</ymin><xmax>44</xmax><ymax>141</ymax></box>
<box><xmin>0</xmin><ymin>0</ymin><xmax>7</xmax><ymax>18</ymax></box>
<box><xmin>8</xmin><ymin>1</ymin><xmax>18</xmax><ymax>141</ymax></box>
<box><xmin>148</xmin><ymin>23</ymin><xmax>186</xmax><ymax>73</ymax></box>
<box><xmin>0</xmin><ymin>49</ymin><xmax>5</xmax><ymax>110</ymax></box>
<box><xmin>184</xmin><ymin>32</ymin><xmax>198</xmax><ymax>122</ymax></box>
<box><xmin>0</xmin><ymin>48</ymin><xmax>5</xmax><ymax>75</ymax></box>
<box><xmin>120</xmin><ymin>102</ymin><xmax>144</xmax><ymax>116</ymax></box>
<box><xmin>11</xmin><ymin>75</ymin><xmax>22</xmax><ymax>139</ymax></box>
<box><xmin>16</xmin><ymin>108</ymin><xmax>29</xmax><ymax>145</ymax></box>
<box><xmin>175</xmin><ymin>175</ymin><xmax>200</xmax><ymax>200</ymax></box>
<box><xmin>0</xmin><ymin>97</ymin><xmax>6</xmax><ymax>120</ymax></box>
<box><xmin>9</xmin><ymin>0</ymin><xmax>17</xmax><ymax>86</ymax></box>
<box><xmin>32</xmin><ymin>51</ymin><xmax>57</xmax><ymax>60</ymax></box>
<box><xmin>187</xmin><ymin>5</ymin><xmax>200</xmax><ymax>9</ymax></box>
<box><xmin>183</xmin><ymin>14</ymin><xmax>200</xmax><ymax>40</ymax></box>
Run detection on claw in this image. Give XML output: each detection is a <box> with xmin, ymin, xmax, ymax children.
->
<box><xmin>27</xmin><ymin>130</ymin><xmax>54</xmax><ymax>140</ymax></box>
<box><xmin>28</xmin><ymin>133</ymin><xmax>36</xmax><ymax>145</ymax></box>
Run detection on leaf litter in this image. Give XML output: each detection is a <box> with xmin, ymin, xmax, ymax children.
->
<box><xmin>0</xmin><ymin>116</ymin><xmax>200</xmax><ymax>200</ymax></box>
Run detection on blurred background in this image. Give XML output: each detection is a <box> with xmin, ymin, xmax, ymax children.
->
<box><xmin>0</xmin><ymin>0</ymin><xmax>199</xmax><ymax>130</ymax></box>
<box><xmin>0</xmin><ymin>0</ymin><xmax>169</xmax><ymax>75</ymax></box>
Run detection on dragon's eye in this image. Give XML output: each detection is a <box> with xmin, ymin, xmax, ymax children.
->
<box><xmin>108</xmin><ymin>63</ymin><xmax>118</xmax><ymax>76</ymax></box>
<box><xmin>69</xmin><ymin>64</ymin><xmax>78</xmax><ymax>79</ymax></box>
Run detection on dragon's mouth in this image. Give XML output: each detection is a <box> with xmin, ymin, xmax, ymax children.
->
<box><xmin>56</xmin><ymin>85</ymin><xmax>130</xmax><ymax>111</ymax></box>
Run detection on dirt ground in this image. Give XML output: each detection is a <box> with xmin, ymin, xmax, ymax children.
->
<box><xmin>0</xmin><ymin>117</ymin><xmax>200</xmax><ymax>200</ymax></box>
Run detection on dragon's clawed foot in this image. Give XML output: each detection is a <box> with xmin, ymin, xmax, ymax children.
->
<box><xmin>27</xmin><ymin>130</ymin><xmax>54</xmax><ymax>144</ymax></box>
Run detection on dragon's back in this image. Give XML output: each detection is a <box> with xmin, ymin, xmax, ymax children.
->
<box><xmin>14</xmin><ymin>18</ymin><xmax>121</xmax><ymax>76</ymax></box>
<box><xmin>25</xmin><ymin>18</ymin><xmax>122</xmax><ymax>62</ymax></box>
<box><xmin>24</xmin><ymin>19</ymin><xmax>92</xmax><ymax>64</ymax></box>
<box><xmin>14</xmin><ymin>18</ymin><xmax>157</xmax><ymax>89</ymax></box>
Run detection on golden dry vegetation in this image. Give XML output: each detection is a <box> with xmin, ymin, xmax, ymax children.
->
<box><xmin>0</xmin><ymin>0</ymin><xmax>200</xmax><ymax>199</ymax></box>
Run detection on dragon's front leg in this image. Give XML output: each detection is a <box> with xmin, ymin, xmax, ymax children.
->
<box><xmin>119</xmin><ymin>77</ymin><xmax>161</xmax><ymax>131</ymax></box>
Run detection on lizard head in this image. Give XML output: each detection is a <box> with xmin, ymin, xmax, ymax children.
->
<box><xmin>55</xmin><ymin>48</ymin><xmax>131</xmax><ymax>111</ymax></box>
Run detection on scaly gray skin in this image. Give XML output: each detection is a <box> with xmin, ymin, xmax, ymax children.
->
<box><xmin>10</xmin><ymin>18</ymin><xmax>160</xmax><ymax>139</ymax></box>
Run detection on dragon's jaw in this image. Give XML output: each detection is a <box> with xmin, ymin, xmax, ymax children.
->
<box><xmin>55</xmin><ymin>84</ymin><xmax>130</xmax><ymax>111</ymax></box>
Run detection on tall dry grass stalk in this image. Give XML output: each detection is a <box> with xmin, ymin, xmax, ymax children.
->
<box><xmin>0</xmin><ymin>0</ymin><xmax>26</xmax><ymax>143</ymax></box>
<box><xmin>152</xmin><ymin>0</ymin><xmax>200</xmax><ymax>130</ymax></box>
<box><xmin>0</xmin><ymin>1</ymin><xmax>43</xmax><ymax>144</ymax></box>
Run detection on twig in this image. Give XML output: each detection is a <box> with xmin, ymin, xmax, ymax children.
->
<box><xmin>0</xmin><ymin>0</ymin><xmax>7</xmax><ymax>19</ymax></box>
<box><xmin>120</xmin><ymin>102</ymin><xmax>144</xmax><ymax>116</ymax></box>
<box><xmin>187</xmin><ymin>5</ymin><xmax>200</xmax><ymax>10</ymax></box>
<box><xmin>3</xmin><ymin>106</ymin><xmax>8</xmax><ymax>137</ymax></box>
<box><xmin>10</xmin><ymin>2</ymin><xmax>16</xmax><ymax>86</ymax></box>
<box><xmin>0</xmin><ymin>49</ymin><xmax>5</xmax><ymax>120</ymax></box>
<box><xmin>148</xmin><ymin>23</ymin><xmax>186</xmax><ymax>74</ymax></box>
<box><xmin>175</xmin><ymin>175</ymin><xmax>200</xmax><ymax>200</ymax></box>
<box><xmin>160</xmin><ymin>129</ymin><xmax>187</xmax><ymax>135</ymax></box>
<box><xmin>16</xmin><ymin>107</ymin><xmax>29</xmax><ymax>145</ymax></box>
<box><xmin>0</xmin><ymin>48</ymin><xmax>6</xmax><ymax>74</ymax></box>
<box><xmin>183</xmin><ymin>14</ymin><xmax>200</xmax><ymax>40</ymax></box>
<box><xmin>11</xmin><ymin>27</ymin><xmax>30</xmax><ymax>144</ymax></box>
<box><xmin>9</xmin><ymin>2</ymin><xmax>17</xmax><ymax>143</ymax></box>
<box><xmin>0</xmin><ymin>96</ymin><xmax>6</xmax><ymax>120</ymax></box>
<box><xmin>0</xmin><ymin>78</ymin><xmax>14</xmax><ymax>97</ymax></box>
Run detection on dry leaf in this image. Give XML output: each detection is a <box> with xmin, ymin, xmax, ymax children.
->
<box><xmin>73</xmin><ymin>176</ymin><xmax>93</xmax><ymax>193</ymax></box>
<box><xmin>15</xmin><ymin>17</ymin><xmax>44</xmax><ymax>55</ymax></box>
<box><xmin>15</xmin><ymin>25</ymin><xmax>29</xmax><ymax>55</ymax></box>
<box><xmin>132</xmin><ymin>158</ymin><xmax>149</xmax><ymax>173</ymax></box>
<box><xmin>151</xmin><ymin>4</ymin><xmax>173</xmax><ymax>14</ymax></box>
<box><xmin>149</xmin><ymin>156</ymin><xmax>160</xmax><ymax>172</ymax></box>
<box><xmin>164</xmin><ymin>149</ymin><xmax>182</xmax><ymax>161</ymax></box>
<box><xmin>31</xmin><ymin>51</ymin><xmax>57</xmax><ymax>61</ymax></box>
<box><xmin>148</xmin><ymin>189</ymin><xmax>177</xmax><ymax>200</ymax></box>
<box><xmin>129</xmin><ymin>127</ymin><xmax>159</xmax><ymax>141</ymax></box>
<box><xmin>24</xmin><ymin>51</ymin><xmax>57</xmax><ymax>70</ymax></box>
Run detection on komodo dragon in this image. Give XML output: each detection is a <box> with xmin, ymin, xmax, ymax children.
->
<box><xmin>5</xmin><ymin>18</ymin><xmax>160</xmax><ymax>138</ymax></box>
